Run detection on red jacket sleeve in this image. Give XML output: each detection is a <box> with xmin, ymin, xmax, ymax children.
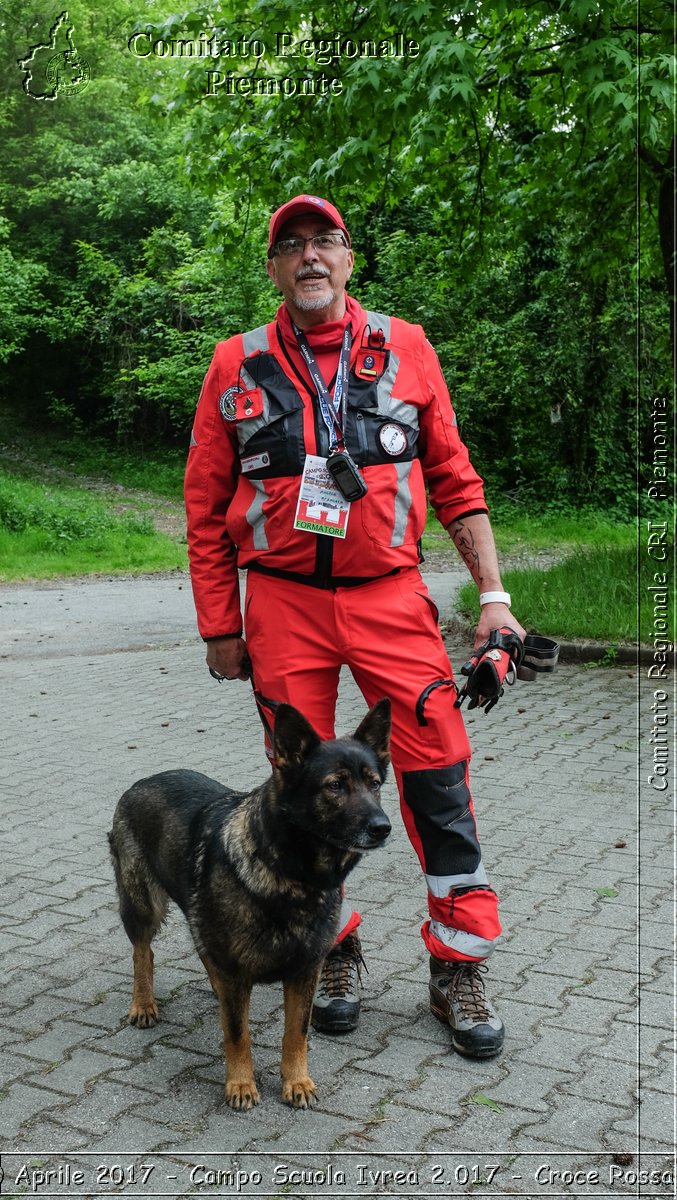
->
<box><xmin>184</xmin><ymin>341</ymin><xmax>243</xmax><ymax>640</ymax></box>
<box><xmin>416</xmin><ymin>334</ymin><xmax>488</xmax><ymax>526</ymax></box>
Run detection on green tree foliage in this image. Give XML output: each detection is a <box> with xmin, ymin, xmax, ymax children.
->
<box><xmin>0</xmin><ymin>2</ymin><xmax>282</xmax><ymax>435</ymax></box>
<box><xmin>119</xmin><ymin>0</ymin><xmax>677</xmax><ymax>499</ymax></box>
<box><xmin>355</xmin><ymin>202</ymin><xmax>663</xmax><ymax>511</ymax></box>
<box><xmin>143</xmin><ymin>1</ymin><xmax>673</xmax><ymax>288</ymax></box>
<box><xmin>0</xmin><ymin>0</ymin><xmax>672</xmax><ymax>511</ymax></box>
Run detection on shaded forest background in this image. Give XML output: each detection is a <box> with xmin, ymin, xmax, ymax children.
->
<box><xmin>1</xmin><ymin>0</ymin><xmax>674</xmax><ymax>515</ymax></box>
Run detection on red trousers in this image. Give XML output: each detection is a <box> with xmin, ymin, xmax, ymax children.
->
<box><xmin>244</xmin><ymin>567</ymin><xmax>501</xmax><ymax>963</ymax></box>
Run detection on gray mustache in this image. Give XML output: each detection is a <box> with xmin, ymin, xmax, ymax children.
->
<box><xmin>295</xmin><ymin>267</ymin><xmax>330</xmax><ymax>281</ymax></box>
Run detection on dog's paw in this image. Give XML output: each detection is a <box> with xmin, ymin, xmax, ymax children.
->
<box><xmin>281</xmin><ymin>1076</ymin><xmax>318</xmax><ymax>1109</ymax></box>
<box><xmin>225</xmin><ymin>1080</ymin><xmax>260</xmax><ymax>1111</ymax></box>
<box><xmin>129</xmin><ymin>1002</ymin><xmax>159</xmax><ymax>1027</ymax></box>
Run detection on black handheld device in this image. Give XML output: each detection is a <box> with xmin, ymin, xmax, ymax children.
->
<box><xmin>326</xmin><ymin>451</ymin><xmax>368</xmax><ymax>501</ymax></box>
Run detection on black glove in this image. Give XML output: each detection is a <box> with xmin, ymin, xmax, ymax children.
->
<box><xmin>455</xmin><ymin>629</ymin><xmax>559</xmax><ymax>714</ymax></box>
<box><xmin>455</xmin><ymin>627</ymin><xmax>525</xmax><ymax>714</ymax></box>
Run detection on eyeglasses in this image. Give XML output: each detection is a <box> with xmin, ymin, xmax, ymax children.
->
<box><xmin>269</xmin><ymin>233</ymin><xmax>348</xmax><ymax>258</ymax></box>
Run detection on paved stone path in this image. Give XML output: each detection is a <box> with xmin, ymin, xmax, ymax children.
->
<box><xmin>0</xmin><ymin>574</ymin><xmax>673</xmax><ymax>1198</ymax></box>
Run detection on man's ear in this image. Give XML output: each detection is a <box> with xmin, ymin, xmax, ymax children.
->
<box><xmin>352</xmin><ymin>698</ymin><xmax>391</xmax><ymax>772</ymax></box>
<box><xmin>273</xmin><ymin>703</ymin><xmax>322</xmax><ymax>772</ymax></box>
<box><xmin>266</xmin><ymin>258</ymin><xmax>281</xmax><ymax>290</ymax></box>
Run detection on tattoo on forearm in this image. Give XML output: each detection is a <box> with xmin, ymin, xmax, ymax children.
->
<box><xmin>450</xmin><ymin>520</ymin><xmax>483</xmax><ymax>583</ymax></box>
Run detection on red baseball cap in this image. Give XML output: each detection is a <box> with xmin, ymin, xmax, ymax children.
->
<box><xmin>268</xmin><ymin>194</ymin><xmax>351</xmax><ymax>255</ymax></box>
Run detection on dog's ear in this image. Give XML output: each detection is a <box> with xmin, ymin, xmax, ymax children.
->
<box><xmin>352</xmin><ymin>698</ymin><xmax>391</xmax><ymax>770</ymax></box>
<box><xmin>273</xmin><ymin>703</ymin><xmax>322</xmax><ymax>773</ymax></box>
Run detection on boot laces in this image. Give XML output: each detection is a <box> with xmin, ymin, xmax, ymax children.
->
<box><xmin>317</xmin><ymin>933</ymin><xmax>366</xmax><ymax>999</ymax></box>
<box><xmin>449</xmin><ymin>963</ymin><xmax>491</xmax><ymax>1023</ymax></box>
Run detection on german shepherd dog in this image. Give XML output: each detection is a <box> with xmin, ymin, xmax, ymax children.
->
<box><xmin>108</xmin><ymin>700</ymin><xmax>391</xmax><ymax>1110</ymax></box>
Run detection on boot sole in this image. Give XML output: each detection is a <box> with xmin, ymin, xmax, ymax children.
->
<box><xmin>311</xmin><ymin>1016</ymin><xmax>359</xmax><ymax>1034</ymax></box>
<box><xmin>311</xmin><ymin>1004</ymin><xmax>360</xmax><ymax>1034</ymax></box>
<box><xmin>430</xmin><ymin>1002</ymin><xmax>504</xmax><ymax>1059</ymax></box>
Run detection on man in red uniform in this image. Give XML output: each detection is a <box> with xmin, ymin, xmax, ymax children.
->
<box><xmin>185</xmin><ymin>194</ymin><xmax>525</xmax><ymax>1058</ymax></box>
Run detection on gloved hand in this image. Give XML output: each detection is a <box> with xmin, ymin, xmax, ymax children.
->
<box><xmin>455</xmin><ymin>629</ymin><xmax>560</xmax><ymax>714</ymax></box>
<box><xmin>455</xmin><ymin>627</ymin><xmax>525</xmax><ymax>714</ymax></box>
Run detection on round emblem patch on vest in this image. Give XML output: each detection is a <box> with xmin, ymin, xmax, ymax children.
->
<box><xmin>219</xmin><ymin>387</ymin><xmax>239</xmax><ymax>421</ymax></box>
<box><xmin>379</xmin><ymin>422</ymin><xmax>408</xmax><ymax>457</ymax></box>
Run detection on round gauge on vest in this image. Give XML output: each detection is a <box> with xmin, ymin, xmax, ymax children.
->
<box><xmin>379</xmin><ymin>422</ymin><xmax>408</xmax><ymax>456</ymax></box>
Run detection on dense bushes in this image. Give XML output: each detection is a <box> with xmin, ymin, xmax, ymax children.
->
<box><xmin>354</xmin><ymin>211</ymin><xmax>668</xmax><ymax>513</ymax></box>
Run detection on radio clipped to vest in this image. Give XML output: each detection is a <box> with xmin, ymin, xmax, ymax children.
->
<box><xmin>326</xmin><ymin>450</ymin><xmax>369</xmax><ymax>501</ymax></box>
<box><xmin>355</xmin><ymin>324</ymin><xmax>387</xmax><ymax>381</ymax></box>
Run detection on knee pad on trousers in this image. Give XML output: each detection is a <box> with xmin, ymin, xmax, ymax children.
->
<box><xmin>401</xmin><ymin>762</ymin><xmax>480</xmax><ymax>877</ymax></box>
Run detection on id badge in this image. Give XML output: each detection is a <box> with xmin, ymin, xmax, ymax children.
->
<box><xmin>293</xmin><ymin>454</ymin><xmax>351</xmax><ymax>539</ymax></box>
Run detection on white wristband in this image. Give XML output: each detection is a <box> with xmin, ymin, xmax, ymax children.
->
<box><xmin>479</xmin><ymin>590</ymin><xmax>511</xmax><ymax>608</ymax></box>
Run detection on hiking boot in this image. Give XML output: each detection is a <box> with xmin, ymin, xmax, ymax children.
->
<box><xmin>311</xmin><ymin>932</ymin><xmax>365</xmax><ymax>1033</ymax></box>
<box><xmin>429</xmin><ymin>956</ymin><xmax>505</xmax><ymax>1058</ymax></box>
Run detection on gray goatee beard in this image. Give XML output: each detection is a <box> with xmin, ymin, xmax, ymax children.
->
<box><xmin>293</xmin><ymin>290</ymin><xmax>337</xmax><ymax>312</ymax></box>
<box><xmin>293</xmin><ymin>267</ymin><xmax>336</xmax><ymax>312</ymax></box>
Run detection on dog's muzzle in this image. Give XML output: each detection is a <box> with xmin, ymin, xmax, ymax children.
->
<box><xmin>357</xmin><ymin>812</ymin><xmax>392</xmax><ymax>850</ymax></box>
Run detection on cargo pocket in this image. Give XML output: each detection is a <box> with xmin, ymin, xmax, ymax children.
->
<box><xmin>239</xmin><ymin>403</ymin><xmax>304</xmax><ymax>479</ymax></box>
<box><xmin>415</xmin><ymin>678</ymin><xmax>457</xmax><ymax>727</ymax></box>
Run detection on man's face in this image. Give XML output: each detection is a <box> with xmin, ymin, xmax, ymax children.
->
<box><xmin>266</xmin><ymin>215</ymin><xmax>354</xmax><ymax>327</ymax></box>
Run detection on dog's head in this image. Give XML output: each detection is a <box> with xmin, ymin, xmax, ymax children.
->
<box><xmin>272</xmin><ymin>699</ymin><xmax>392</xmax><ymax>854</ymax></box>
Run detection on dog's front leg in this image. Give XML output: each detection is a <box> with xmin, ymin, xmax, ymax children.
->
<box><xmin>129</xmin><ymin>942</ymin><xmax>159</xmax><ymax>1027</ymax></box>
<box><xmin>280</xmin><ymin>971</ymin><xmax>320</xmax><ymax>1109</ymax></box>
<box><xmin>201</xmin><ymin>956</ymin><xmax>259</xmax><ymax>1110</ymax></box>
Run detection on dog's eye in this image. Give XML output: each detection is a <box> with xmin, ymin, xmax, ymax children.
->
<box><xmin>369</xmin><ymin>778</ymin><xmax>381</xmax><ymax>791</ymax></box>
<box><xmin>328</xmin><ymin>779</ymin><xmax>343</xmax><ymax>791</ymax></box>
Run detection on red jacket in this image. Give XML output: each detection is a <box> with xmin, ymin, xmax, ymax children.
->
<box><xmin>185</xmin><ymin>296</ymin><xmax>487</xmax><ymax>639</ymax></box>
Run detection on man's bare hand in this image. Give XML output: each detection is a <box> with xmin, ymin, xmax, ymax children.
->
<box><xmin>474</xmin><ymin>603</ymin><xmax>526</xmax><ymax>649</ymax></box>
<box><xmin>205</xmin><ymin>637</ymin><xmax>250</xmax><ymax>681</ymax></box>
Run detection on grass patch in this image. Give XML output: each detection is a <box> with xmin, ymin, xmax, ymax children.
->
<box><xmin>422</xmin><ymin>504</ymin><xmax>634</xmax><ymax>556</ymax></box>
<box><xmin>488</xmin><ymin>509</ymin><xmax>635</xmax><ymax>554</ymax></box>
<box><xmin>457</xmin><ymin>545</ymin><xmax>649</xmax><ymax>643</ymax></box>
<box><xmin>0</xmin><ymin>470</ymin><xmax>186</xmax><ymax>580</ymax></box>
<box><xmin>47</xmin><ymin>441</ymin><xmax>185</xmax><ymax>498</ymax></box>
<box><xmin>0</xmin><ymin>402</ymin><xmax>186</xmax><ymax>498</ymax></box>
